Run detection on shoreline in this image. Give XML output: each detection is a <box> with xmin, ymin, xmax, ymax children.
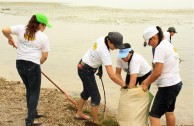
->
<box><xmin>1</xmin><ymin>1</ymin><xmax>193</xmax><ymax>10</ymax></box>
<box><xmin>0</xmin><ymin>1</ymin><xmax>193</xmax><ymax>26</ymax></box>
<box><xmin>0</xmin><ymin>0</ymin><xmax>193</xmax><ymax>10</ymax></box>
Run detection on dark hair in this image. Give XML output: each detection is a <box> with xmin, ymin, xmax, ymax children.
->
<box><xmin>156</xmin><ymin>26</ymin><xmax>163</xmax><ymax>46</ymax></box>
<box><xmin>24</xmin><ymin>15</ymin><xmax>41</xmax><ymax>41</ymax></box>
<box><xmin>123</xmin><ymin>43</ymin><xmax>131</xmax><ymax>49</ymax></box>
<box><xmin>130</xmin><ymin>50</ymin><xmax>134</xmax><ymax>54</ymax></box>
<box><xmin>105</xmin><ymin>36</ymin><xmax>110</xmax><ymax>50</ymax></box>
<box><xmin>143</xmin><ymin>42</ymin><xmax>147</xmax><ymax>47</ymax></box>
<box><xmin>123</xmin><ymin>43</ymin><xmax>134</xmax><ymax>53</ymax></box>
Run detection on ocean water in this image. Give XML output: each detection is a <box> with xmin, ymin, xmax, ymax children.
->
<box><xmin>0</xmin><ymin>0</ymin><xmax>194</xmax><ymax>10</ymax></box>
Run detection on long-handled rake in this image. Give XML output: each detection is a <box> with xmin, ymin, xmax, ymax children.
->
<box><xmin>41</xmin><ymin>71</ymin><xmax>78</xmax><ymax>107</ymax></box>
<box><xmin>11</xmin><ymin>44</ymin><xmax>77</xmax><ymax>107</ymax></box>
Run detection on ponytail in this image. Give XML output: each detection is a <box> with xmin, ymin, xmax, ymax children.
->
<box><xmin>156</xmin><ymin>26</ymin><xmax>163</xmax><ymax>46</ymax></box>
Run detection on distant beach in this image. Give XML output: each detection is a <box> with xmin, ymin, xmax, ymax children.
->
<box><xmin>0</xmin><ymin>0</ymin><xmax>193</xmax><ymax>10</ymax></box>
<box><xmin>0</xmin><ymin>2</ymin><xmax>193</xmax><ymax>125</ymax></box>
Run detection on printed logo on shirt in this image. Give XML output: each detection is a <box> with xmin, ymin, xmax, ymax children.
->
<box><xmin>173</xmin><ymin>47</ymin><xmax>177</xmax><ymax>53</ymax></box>
<box><xmin>173</xmin><ymin>47</ymin><xmax>179</xmax><ymax>60</ymax></box>
<box><xmin>93</xmin><ymin>42</ymin><xmax>97</xmax><ymax>50</ymax></box>
<box><xmin>19</xmin><ymin>40</ymin><xmax>38</xmax><ymax>48</ymax></box>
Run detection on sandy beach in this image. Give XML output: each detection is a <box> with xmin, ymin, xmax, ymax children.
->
<box><xmin>0</xmin><ymin>1</ymin><xmax>193</xmax><ymax>125</ymax></box>
<box><xmin>0</xmin><ymin>76</ymin><xmax>115</xmax><ymax>126</ymax></box>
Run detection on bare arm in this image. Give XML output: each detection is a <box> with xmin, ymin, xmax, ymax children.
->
<box><xmin>142</xmin><ymin>62</ymin><xmax>163</xmax><ymax>91</ymax></box>
<box><xmin>2</xmin><ymin>26</ymin><xmax>12</xmax><ymax>39</ymax></box>
<box><xmin>106</xmin><ymin>65</ymin><xmax>126</xmax><ymax>87</ymax></box>
<box><xmin>2</xmin><ymin>26</ymin><xmax>17</xmax><ymax>48</ymax></box>
<box><xmin>128</xmin><ymin>73</ymin><xmax>138</xmax><ymax>89</ymax></box>
<box><xmin>40</xmin><ymin>52</ymin><xmax>48</xmax><ymax>64</ymax></box>
<box><xmin>115</xmin><ymin>67</ymin><xmax>123</xmax><ymax>80</ymax></box>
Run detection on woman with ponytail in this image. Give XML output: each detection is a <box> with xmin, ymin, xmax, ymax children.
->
<box><xmin>115</xmin><ymin>43</ymin><xmax>152</xmax><ymax>89</ymax></box>
<box><xmin>141</xmin><ymin>26</ymin><xmax>182</xmax><ymax>126</ymax></box>
<box><xmin>2</xmin><ymin>13</ymin><xmax>51</xmax><ymax>126</ymax></box>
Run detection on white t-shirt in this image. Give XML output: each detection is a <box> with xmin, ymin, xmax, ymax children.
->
<box><xmin>163</xmin><ymin>32</ymin><xmax>171</xmax><ymax>42</ymax></box>
<box><xmin>11</xmin><ymin>25</ymin><xmax>50</xmax><ymax>65</ymax></box>
<box><xmin>82</xmin><ymin>37</ymin><xmax>112</xmax><ymax>68</ymax></box>
<box><xmin>117</xmin><ymin>53</ymin><xmax>151</xmax><ymax>77</ymax></box>
<box><xmin>153</xmin><ymin>39</ymin><xmax>181</xmax><ymax>87</ymax></box>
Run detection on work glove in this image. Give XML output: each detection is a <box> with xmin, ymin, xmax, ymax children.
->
<box><xmin>122</xmin><ymin>85</ymin><xmax>128</xmax><ymax>89</ymax></box>
<box><xmin>96</xmin><ymin>65</ymin><xmax>103</xmax><ymax>79</ymax></box>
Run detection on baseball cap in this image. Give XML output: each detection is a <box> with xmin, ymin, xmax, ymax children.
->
<box><xmin>108</xmin><ymin>32</ymin><xmax>124</xmax><ymax>49</ymax></box>
<box><xmin>118</xmin><ymin>43</ymin><xmax>132</xmax><ymax>58</ymax></box>
<box><xmin>35</xmin><ymin>13</ymin><xmax>52</xmax><ymax>28</ymax></box>
<box><xmin>143</xmin><ymin>26</ymin><xmax>158</xmax><ymax>44</ymax></box>
<box><xmin>167</xmin><ymin>27</ymin><xmax>177</xmax><ymax>33</ymax></box>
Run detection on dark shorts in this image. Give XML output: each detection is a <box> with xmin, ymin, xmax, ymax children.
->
<box><xmin>77</xmin><ymin>60</ymin><xmax>100</xmax><ymax>106</ymax></box>
<box><xmin>149</xmin><ymin>81</ymin><xmax>183</xmax><ymax>118</ymax></box>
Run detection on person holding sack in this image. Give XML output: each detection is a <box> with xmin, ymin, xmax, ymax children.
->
<box><xmin>145</xmin><ymin>27</ymin><xmax>177</xmax><ymax>58</ymax></box>
<box><xmin>141</xmin><ymin>26</ymin><xmax>182</xmax><ymax>126</ymax></box>
<box><xmin>2</xmin><ymin>13</ymin><xmax>51</xmax><ymax>126</ymax></box>
<box><xmin>75</xmin><ymin>32</ymin><xmax>128</xmax><ymax>125</ymax></box>
<box><xmin>116</xmin><ymin>43</ymin><xmax>153</xmax><ymax>126</ymax></box>
<box><xmin>115</xmin><ymin>43</ymin><xmax>152</xmax><ymax>89</ymax></box>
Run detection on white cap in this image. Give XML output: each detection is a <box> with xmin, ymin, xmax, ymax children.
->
<box><xmin>143</xmin><ymin>26</ymin><xmax>158</xmax><ymax>44</ymax></box>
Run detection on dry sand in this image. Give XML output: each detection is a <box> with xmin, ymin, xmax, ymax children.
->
<box><xmin>0</xmin><ymin>2</ymin><xmax>193</xmax><ymax>125</ymax></box>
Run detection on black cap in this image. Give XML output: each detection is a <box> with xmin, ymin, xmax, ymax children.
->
<box><xmin>167</xmin><ymin>27</ymin><xmax>177</xmax><ymax>33</ymax></box>
<box><xmin>108</xmin><ymin>32</ymin><xmax>124</xmax><ymax>49</ymax></box>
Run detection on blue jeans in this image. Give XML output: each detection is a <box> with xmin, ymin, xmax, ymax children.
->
<box><xmin>77</xmin><ymin>60</ymin><xmax>100</xmax><ymax>106</ymax></box>
<box><xmin>16</xmin><ymin>60</ymin><xmax>41</xmax><ymax>126</ymax></box>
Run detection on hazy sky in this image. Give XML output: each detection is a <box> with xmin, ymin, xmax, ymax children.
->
<box><xmin>1</xmin><ymin>0</ymin><xmax>194</xmax><ymax>9</ymax></box>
